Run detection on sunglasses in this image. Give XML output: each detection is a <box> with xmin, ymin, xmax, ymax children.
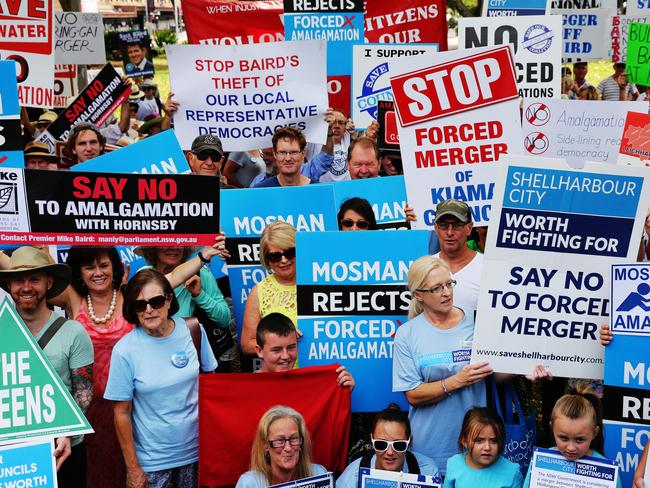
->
<box><xmin>266</xmin><ymin>247</ymin><xmax>296</xmax><ymax>263</ymax></box>
<box><xmin>341</xmin><ymin>219</ymin><xmax>370</xmax><ymax>229</ymax></box>
<box><xmin>131</xmin><ymin>295</ymin><xmax>169</xmax><ymax>313</ymax></box>
<box><xmin>371</xmin><ymin>436</ymin><xmax>410</xmax><ymax>453</ymax></box>
<box><xmin>194</xmin><ymin>150</ymin><xmax>221</xmax><ymax>161</ymax></box>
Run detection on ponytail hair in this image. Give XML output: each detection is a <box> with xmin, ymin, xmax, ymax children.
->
<box><xmin>407</xmin><ymin>256</ymin><xmax>451</xmax><ymax>319</ymax></box>
<box><xmin>551</xmin><ymin>382</ymin><xmax>603</xmax><ymax>452</ymax></box>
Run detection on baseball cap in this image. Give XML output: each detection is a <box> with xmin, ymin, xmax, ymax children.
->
<box><xmin>435</xmin><ymin>199</ymin><xmax>471</xmax><ymax>223</ymax></box>
<box><xmin>191</xmin><ymin>134</ymin><xmax>224</xmax><ymax>157</ymax></box>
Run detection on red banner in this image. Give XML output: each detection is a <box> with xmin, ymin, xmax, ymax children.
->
<box><xmin>364</xmin><ymin>0</ymin><xmax>448</xmax><ymax>51</ymax></box>
<box><xmin>182</xmin><ymin>0</ymin><xmax>284</xmax><ymax>45</ymax></box>
<box><xmin>199</xmin><ymin>365</ymin><xmax>351</xmax><ymax>486</ymax></box>
<box><xmin>390</xmin><ymin>46</ymin><xmax>518</xmax><ymax>127</ymax></box>
<box><xmin>328</xmin><ymin>75</ymin><xmax>351</xmax><ymax>115</ymax></box>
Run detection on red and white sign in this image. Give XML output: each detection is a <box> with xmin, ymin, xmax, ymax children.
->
<box><xmin>0</xmin><ymin>0</ymin><xmax>55</xmax><ymax>107</ymax></box>
<box><xmin>182</xmin><ymin>0</ymin><xmax>284</xmax><ymax>45</ymax></box>
<box><xmin>328</xmin><ymin>75</ymin><xmax>351</xmax><ymax>116</ymax></box>
<box><xmin>618</xmin><ymin>111</ymin><xmax>650</xmax><ymax>167</ymax></box>
<box><xmin>389</xmin><ymin>45</ymin><xmax>522</xmax><ymax>229</ymax></box>
<box><xmin>609</xmin><ymin>14</ymin><xmax>650</xmax><ymax>63</ymax></box>
<box><xmin>390</xmin><ymin>46</ymin><xmax>518</xmax><ymax>127</ymax></box>
<box><xmin>364</xmin><ymin>0</ymin><xmax>448</xmax><ymax>50</ymax></box>
<box><xmin>53</xmin><ymin>64</ymin><xmax>78</xmax><ymax>108</ymax></box>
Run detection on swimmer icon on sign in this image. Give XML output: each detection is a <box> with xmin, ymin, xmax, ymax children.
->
<box><xmin>524</xmin><ymin>132</ymin><xmax>549</xmax><ymax>154</ymax></box>
<box><xmin>525</xmin><ymin>103</ymin><xmax>550</xmax><ymax>126</ymax></box>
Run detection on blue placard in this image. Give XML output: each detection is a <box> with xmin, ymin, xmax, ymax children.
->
<box><xmin>604</xmin><ymin>421</ymin><xmax>647</xmax><ymax>488</ymax></box>
<box><xmin>484</xmin><ymin>0</ymin><xmax>548</xmax><ymax>16</ymax></box>
<box><xmin>221</xmin><ymin>185</ymin><xmax>338</xmax><ymax>339</ymax></box>
<box><xmin>0</xmin><ymin>440</ymin><xmax>57</xmax><ymax>487</ymax></box>
<box><xmin>332</xmin><ymin>176</ymin><xmax>409</xmax><ymax>230</ymax></box>
<box><xmin>72</xmin><ymin>131</ymin><xmax>190</xmax><ymax>174</ymax></box>
<box><xmin>532</xmin><ymin>447</ymin><xmax>618</xmax><ymax>483</ymax></box>
<box><xmin>296</xmin><ymin>230</ymin><xmax>430</xmax><ymax>411</ymax></box>
<box><xmin>0</xmin><ymin>60</ymin><xmax>24</xmax><ymax>169</ymax></box>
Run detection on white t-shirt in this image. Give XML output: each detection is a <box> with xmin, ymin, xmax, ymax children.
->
<box><xmin>435</xmin><ymin>251</ymin><xmax>483</xmax><ymax>314</ymax></box>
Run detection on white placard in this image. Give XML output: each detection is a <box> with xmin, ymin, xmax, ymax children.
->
<box><xmin>550</xmin><ymin>0</ymin><xmax>617</xmax><ymax>12</ymax></box>
<box><xmin>627</xmin><ymin>0</ymin><xmax>650</xmax><ymax>15</ymax></box>
<box><xmin>530</xmin><ymin>448</ymin><xmax>618</xmax><ymax>487</ymax></box>
<box><xmin>359</xmin><ymin>467</ymin><xmax>441</xmax><ymax>488</ymax></box>
<box><xmin>167</xmin><ymin>40</ymin><xmax>329</xmax><ymax>151</ymax></box>
<box><xmin>609</xmin><ymin>14</ymin><xmax>650</xmax><ymax>63</ymax></box>
<box><xmin>559</xmin><ymin>8</ymin><xmax>616</xmax><ymax>60</ymax></box>
<box><xmin>54</xmin><ymin>11</ymin><xmax>105</xmax><ymax>65</ymax></box>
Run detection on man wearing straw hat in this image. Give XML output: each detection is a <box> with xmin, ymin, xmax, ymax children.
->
<box><xmin>24</xmin><ymin>141</ymin><xmax>60</xmax><ymax>170</ymax></box>
<box><xmin>0</xmin><ymin>246</ymin><xmax>94</xmax><ymax>487</ymax></box>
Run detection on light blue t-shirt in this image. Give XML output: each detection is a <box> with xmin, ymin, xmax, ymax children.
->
<box><xmin>522</xmin><ymin>448</ymin><xmax>622</xmax><ymax>488</ymax></box>
<box><xmin>392</xmin><ymin>310</ymin><xmax>486</xmax><ymax>474</ymax></box>
<box><xmin>236</xmin><ymin>464</ymin><xmax>327</xmax><ymax>488</ymax></box>
<box><xmin>104</xmin><ymin>317</ymin><xmax>217</xmax><ymax>472</ymax></box>
<box><xmin>443</xmin><ymin>453</ymin><xmax>523</xmax><ymax>488</ymax></box>
<box><xmin>336</xmin><ymin>451</ymin><xmax>439</xmax><ymax>488</ymax></box>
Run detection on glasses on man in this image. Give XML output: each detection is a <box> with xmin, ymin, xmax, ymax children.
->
<box><xmin>416</xmin><ymin>280</ymin><xmax>457</xmax><ymax>294</ymax></box>
<box><xmin>371</xmin><ymin>436</ymin><xmax>410</xmax><ymax>453</ymax></box>
<box><xmin>340</xmin><ymin>219</ymin><xmax>370</xmax><ymax>230</ymax></box>
<box><xmin>266</xmin><ymin>247</ymin><xmax>296</xmax><ymax>263</ymax></box>
<box><xmin>131</xmin><ymin>295</ymin><xmax>170</xmax><ymax>313</ymax></box>
<box><xmin>194</xmin><ymin>150</ymin><xmax>221</xmax><ymax>161</ymax></box>
<box><xmin>436</xmin><ymin>221</ymin><xmax>467</xmax><ymax>230</ymax></box>
<box><xmin>267</xmin><ymin>436</ymin><xmax>303</xmax><ymax>448</ymax></box>
<box><xmin>275</xmin><ymin>150</ymin><xmax>302</xmax><ymax>158</ymax></box>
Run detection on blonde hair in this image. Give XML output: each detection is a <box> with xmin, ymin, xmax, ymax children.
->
<box><xmin>259</xmin><ymin>222</ymin><xmax>296</xmax><ymax>271</ymax></box>
<box><xmin>407</xmin><ymin>256</ymin><xmax>451</xmax><ymax>319</ymax></box>
<box><xmin>249</xmin><ymin>405</ymin><xmax>314</xmax><ymax>484</ymax></box>
<box><xmin>551</xmin><ymin>383</ymin><xmax>601</xmax><ymax>436</ymax></box>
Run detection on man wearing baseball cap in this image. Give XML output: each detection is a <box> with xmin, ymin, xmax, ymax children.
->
<box><xmin>0</xmin><ymin>247</ymin><xmax>94</xmax><ymax>487</ymax></box>
<box><xmin>433</xmin><ymin>199</ymin><xmax>483</xmax><ymax>313</ymax></box>
<box><xmin>188</xmin><ymin>134</ymin><xmax>228</xmax><ymax>179</ymax></box>
<box><xmin>24</xmin><ymin>141</ymin><xmax>60</xmax><ymax>170</ymax></box>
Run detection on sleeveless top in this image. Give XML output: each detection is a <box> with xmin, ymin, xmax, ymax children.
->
<box><xmin>258</xmin><ymin>274</ymin><xmax>298</xmax><ymax>328</ymax></box>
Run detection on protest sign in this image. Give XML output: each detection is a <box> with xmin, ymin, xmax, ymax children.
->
<box><xmin>273</xmin><ymin>473</ymin><xmax>333</xmax><ymax>488</ymax></box>
<box><xmin>284</xmin><ymin>0</ymin><xmax>363</xmax><ymax>77</ymax></box>
<box><xmin>296</xmin><ymin>230</ymin><xmax>430</xmax><ymax>411</ymax></box>
<box><xmin>482</xmin><ymin>0</ymin><xmax>549</xmax><ymax>16</ymax></box>
<box><xmin>38</xmin><ymin>63</ymin><xmax>130</xmax><ymax>152</ymax></box>
<box><xmin>0</xmin><ymin>168</ymin><xmax>219</xmax><ymax>246</ymax></box>
<box><xmin>0</xmin><ymin>439</ymin><xmax>57</xmax><ymax>487</ymax></box>
<box><xmin>559</xmin><ymin>9</ymin><xmax>615</xmax><ymax>60</ymax></box>
<box><xmin>221</xmin><ymin>185</ymin><xmax>338</xmax><ymax>340</ymax></box>
<box><xmin>0</xmin><ymin>0</ymin><xmax>54</xmax><ymax>107</ymax></box>
<box><xmin>0</xmin><ymin>298</ymin><xmax>93</xmax><ymax>444</ymax></box>
<box><xmin>471</xmin><ymin>156</ymin><xmax>650</xmax><ymax>379</ymax></box>
<box><xmin>521</xmin><ymin>99</ymin><xmax>648</xmax><ymax>166</ymax></box>
<box><xmin>377</xmin><ymin>100</ymin><xmax>399</xmax><ymax>153</ymax></box>
<box><xmin>328</xmin><ymin>75</ymin><xmax>351</xmax><ymax>115</ymax></box>
<box><xmin>359</xmin><ymin>467</ymin><xmax>442</xmax><ymax>488</ymax></box>
<box><xmin>459</xmin><ymin>15</ymin><xmax>563</xmax><ymax>99</ymax></box>
<box><xmin>54</xmin><ymin>11</ymin><xmax>105</xmax><ymax>65</ymax></box>
<box><xmin>618</xmin><ymin>111</ymin><xmax>650</xmax><ymax>166</ymax></box>
<box><xmin>389</xmin><ymin>45</ymin><xmax>521</xmax><ymax>229</ymax></box>
<box><xmin>628</xmin><ymin>1</ymin><xmax>650</xmax><ymax>15</ymax></box>
<box><xmin>53</xmin><ymin>64</ymin><xmax>78</xmax><ymax>108</ymax></box>
<box><xmin>167</xmin><ymin>41</ymin><xmax>329</xmax><ymax>151</ymax></box>
<box><xmin>529</xmin><ymin>447</ymin><xmax>619</xmax><ymax>487</ymax></box>
<box><xmin>333</xmin><ymin>175</ymin><xmax>410</xmax><ymax>230</ymax></box>
<box><xmin>118</xmin><ymin>30</ymin><xmax>154</xmax><ymax>78</ymax></box>
<box><xmin>352</xmin><ymin>44</ymin><xmax>439</xmax><ymax>129</ymax></box>
<box><xmin>0</xmin><ymin>60</ymin><xmax>24</xmax><ymax>169</ymax></box>
<box><xmin>609</xmin><ymin>14</ymin><xmax>650</xmax><ymax>63</ymax></box>
<box><xmin>627</xmin><ymin>23</ymin><xmax>650</xmax><ymax>85</ymax></box>
<box><xmin>182</xmin><ymin>0</ymin><xmax>284</xmax><ymax>45</ymax></box>
<box><xmin>550</xmin><ymin>0</ymin><xmax>616</xmax><ymax>11</ymax></box>
<box><xmin>364</xmin><ymin>1</ymin><xmax>448</xmax><ymax>50</ymax></box>
<box><xmin>72</xmin><ymin>131</ymin><xmax>190</xmax><ymax>175</ymax></box>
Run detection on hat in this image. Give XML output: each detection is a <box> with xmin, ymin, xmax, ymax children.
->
<box><xmin>191</xmin><ymin>134</ymin><xmax>224</xmax><ymax>157</ymax></box>
<box><xmin>36</xmin><ymin>111</ymin><xmax>57</xmax><ymax>126</ymax></box>
<box><xmin>129</xmin><ymin>85</ymin><xmax>145</xmax><ymax>100</ymax></box>
<box><xmin>139</xmin><ymin>114</ymin><xmax>163</xmax><ymax>135</ymax></box>
<box><xmin>0</xmin><ymin>247</ymin><xmax>71</xmax><ymax>298</ymax></box>
<box><xmin>133</xmin><ymin>246</ymin><xmax>200</xmax><ymax>260</ymax></box>
<box><xmin>24</xmin><ymin>141</ymin><xmax>59</xmax><ymax>161</ymax></box>
<box><xmin>614</xmin><ymin>62</ymin><xmax>627</xmax><ymax>69</ymax></box>
<box><xmin>435</xmin><ymin>200</ymin><xmax>471</xmax><ymax>224</ymax></box>
<box><xmin>142</xmin><ymin>79</ymin><xmax>157</xmax><ymax>89</ymax></box>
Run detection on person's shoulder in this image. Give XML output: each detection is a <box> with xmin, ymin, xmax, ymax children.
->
<box><xmin>311</xmin><ymin>463</ymin><xmax>327</xmax><ymax>475</ymax></box>
<box><xmin>111</xmin><ymin>327</ymin><xmax>141</xmax><ymax>354</ymax></box>
<box><xmin>395</xmin><ymin>314</ymin><xmax>424</xmax><ymax>339</ymax></box>
<box><xmin>254</xmin><ymin>176</ymin><xmax>279</xmax><ymax>188</ymax></box>
<box><xmin>413</xmin><ymin>450</ymin><xmax>439</xmax><ymax>475</ymax></box>
<box><xmin>236</xmin><ymin>470</ymin><xmax>267</xmax><ymax>488</ymax></box>
<box><xmin>494</xmin><ymin>455</ymin><xmax>520</xmax><ymax>473</ymax></box>
<box><xmin>444</xmin><ymin>452</ymin><xmax>465</xmax><ymax>471</ymax></box>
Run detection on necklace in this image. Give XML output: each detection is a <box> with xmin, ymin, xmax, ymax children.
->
<box><xmin>87</xmin><ymin>289</ymin><xmax>118</xmax><ymax>324</ymax></box>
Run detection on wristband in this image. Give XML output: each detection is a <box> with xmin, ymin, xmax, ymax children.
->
<box><xmin>441</xmin><ymin>378</ymin><xmax>451</xmax><ymax>397</ymax></box>
<box><xmin>198</xmin><ymin>251</ymin><xmax>211</xmax><ymax>264</ymax></box>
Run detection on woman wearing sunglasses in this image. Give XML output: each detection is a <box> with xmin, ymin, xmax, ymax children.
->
<box><xmin>336</xmin><ymin>405</ymin><xmax>439</xmax><ymax>488</ymax></box>
<box><xmin>241</xmin><ymin>222</ymin><xmax>299</xmax><ymax>355</ymax></box>
<box><xmin>237</xmin><ymin>405</ymin><xmax>326</xmax><ymax>488</ymax></box>
<box><xmin>337</xmin><ymin>198</ymin><xmax>378</xmax><ymax>231</ymax></box>
<box><xmin>104</xmin><ymin>269</ymin><xmax>218</xmax><ymax>488</ymax></box>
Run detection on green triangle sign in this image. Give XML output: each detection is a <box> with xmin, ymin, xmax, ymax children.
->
<box><xmin>0</xmin><ymin>298</ymin><xmax>93</xmax><ymax>444</ymax></box>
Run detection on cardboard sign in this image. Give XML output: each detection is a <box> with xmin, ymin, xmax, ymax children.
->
<box><xmin>284</xmin><ymin>0</ymin><xmax>363</xmax><ymax>77</ymax></box>
<box><xmin>559</xmin><ymin>9</ymin><xmax>616</xmax><ymax>60</ymax></box>
<box><xmin>529</xmin><ymin>448</ymin><xmax>618</xmax><ymax>487</ymax></box>
<box><xmin>521</xmin><ymin>99</ymin><xmax>649</xmax><ymax>166</ymax></box>
<box><xmin>328</xmin><ymin>74</ymin><xmax>351</xmax><ymax>115</ymax></box>
<box><xmin>272</xmin><ymin>473</ymin><xmax>333</xmax><ymax>488</ymax></box>
<box><xmin>182</xmin><ymin>0</ymin><xmax>284</xmax><ymax>45</ymax></box>
<box><xmin>377</xmin><ymin>100</ymin><xmax>399</xmax><ymax>153</ymax></box>
<box><xmin>352</xmin><ymin>43</ymin><xmax>439</xmax><ymax>129</ymax></box>
<box><xmin>54</xmin><ymin>11</ymin><xmax>105</xmax><ymax>65</ymax></box>
<box><xmin>0</xmin><ymin>168</ymin><xmax>220</xmax><ymax>246</ymax></box>
<box><xmin>389</xmin><ymin>45</ymin><xmax>522</xmax><ymax>229</ymax></box>
<box><xmin>167</xmin><ymin>41</ymin><xmax>329</xmax><ymax>151</ymax></box>
<box><xmin>459</xmin><ymin>15</ymin><xmax>563</xmax><ymax>99</ymax></box>
<box><xmin>38</xmin><ymin>63</ymin><xmax>129</xmax><ymax>151</ymax></box>
<box><xmin>53</xmin><ymin>64</ymin><xmax>78</xmax><ymax>109</ymax></box>
<box><xmin>0</xmin><ymin>439</ymin><xmax>57</xmax><ymax>487</ymax></box>
<box><xmin>364</xmin><ymin>1</ymin><xmax>448</xmax><ymax>50</ymax></box>
<box><xmin>550</xmin><ymin>0</ymin><xmax>616</xmax><ymax>11</ymax></box>
<box><xmin>359</xmin><ymin>467</ymin><xmax>442</xmax><ymax>488</ymax></box>
<box><xmin>220</xmin><ymin>185</ymin><xmax>338</xmax><ymax>340</ymax></box>
<box><xmin>296</xmin><ymin>230</ymin><xmax>430</xmax><ymax>411</ymax></box>
<box><xmin>609</xmin><ymin>14</ymin><xmax>650</xmax><ymax>63</ymax></box>
<box><xmin>618</xmin><ymin>111</ymin><xmax>650</xmax><ymax>166</ymax></box>
<box><xmin>627</xmin><ymin>0</ymin><xmax>650</xmax><ymax>15</ymax></box>
<box><xmin>0</xmin><ymin>0</ymin><xmax>54</xmax><ymax>107</ymax></box>
<box><xmin>118</xmin><ymin>30</ymin><xmax>154</xmax><ymax>78</ymax></box>
<box><xmin>0</xmin><ymin>299</ymin><xmax>93</xmax><ymax>444</ymax></box>
<box><xmin>0</xmin><ymin>60</ymin><xmax>24</xmax><ymax>169</ymax></box>
<box><xmin>627</xmin><ymin>23</ymin><xmax>650</xmax><ymax>85</ymax></box>
<box><xmin>471</xmin><ymin>156</ymin><xmax>650</xmax><ymax>379</ymax></box>
<box><xmin>482</xmin><ymin>0</ymin><xmax>550</xmax><ymax>16</ymax></box>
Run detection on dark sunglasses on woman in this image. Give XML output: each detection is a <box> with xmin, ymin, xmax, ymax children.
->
<box><xmin>132</xmin><ymin>295</ymin><xmax>169</xmax><ymax>313</ymax></box>
<box><xmin>266</xmin><ymin>247</ymin><xmax>296</xmax><ymax>263</ymax></box>
<box><xmin>340</xmin><ymin>219</ymin><xmax>370</xmax><ymax>229</ymax></box>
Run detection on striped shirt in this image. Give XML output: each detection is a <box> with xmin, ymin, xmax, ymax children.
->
<box><xmin>597</xmin><ymin>76</ymin><xmax>638</xmax><ymax>101</ymax></box>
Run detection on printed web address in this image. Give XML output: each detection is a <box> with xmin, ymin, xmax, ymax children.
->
<box><xmin>96</xmin><ymin>236</ymin><xmax>198</xmax><ymax>245</ymax></box>
<box><xmin>475</xmin><ymin>349</ymin><xmax>603</xmax><ymax>365</ymax></box>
